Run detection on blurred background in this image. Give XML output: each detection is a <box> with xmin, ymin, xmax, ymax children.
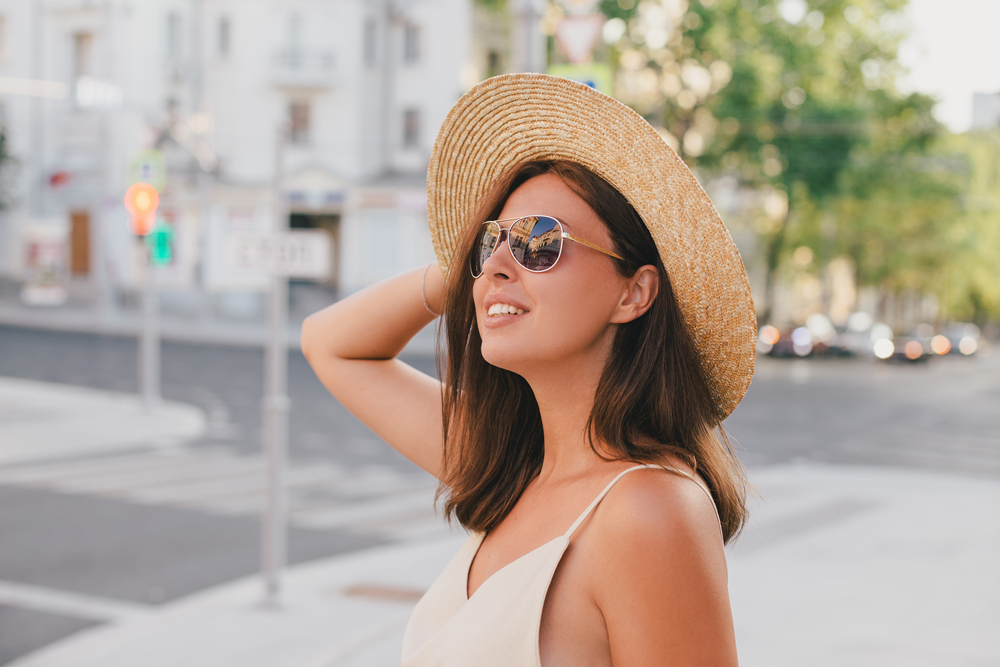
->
<box><xmin>0</xmin><ymin>0</ymin><xmax>997</xmax><ymax>665</ymax></box>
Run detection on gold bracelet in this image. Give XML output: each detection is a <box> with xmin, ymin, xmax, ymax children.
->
<box><xmin>421</xmin><ymin>263</ymin><xmax>439</xmax><ymax>317</ymax></box>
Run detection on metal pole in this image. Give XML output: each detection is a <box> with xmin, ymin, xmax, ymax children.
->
<box><xmin>261</xmin><ymin>125</ymin><xmax>289</xmax><ymax>606</ymax></box>
<box><xmin>30</xmin><ymin>0</ymin><xmax>44</xmax><ymax>215</ymax></box>
<box><xmin>138</xmin><ymin>237</ymin><xmax>160</xmax><ymax>406</ymax></box>
<box><xmin>509</xmin><ymin>0</ymin><xmax>547</xmax><ymax>73</ymax></box>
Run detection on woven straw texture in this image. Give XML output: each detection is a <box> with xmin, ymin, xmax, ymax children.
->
<box><xmin>426</xmin><ymin>73</ymin><xmax>756</xmax><ymax>421</ymax></box>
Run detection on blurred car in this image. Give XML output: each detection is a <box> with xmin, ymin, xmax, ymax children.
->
<box><xmin>756</xmin><ymin>314</ymin><xmax>853</xmax><ymax>358</ymax></box>
<box><xmin>941</xmin><ymin>323</ymin><xmax>981</xmax><ymax>356</ymax></box>
<box><xmin>877</xmin><ymin>334</ymin><xmax>931</xmax><ymax>363</ymax></box>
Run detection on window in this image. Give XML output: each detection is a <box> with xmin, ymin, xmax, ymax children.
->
<box><xmin>487</xmin><ymin>50</ymin><xmax>501</xmax><ymax>78</ymax></box>
<box><xmin>167</xmin><ymin>13</ymin><xmax>182</xmax><ymax>60</ymax></box>
<box><xmin>290</xmin><ymin>101</ymin><xmax>310</xmax><ymax>145</ymax></box>
<box><xmin>363</xmin><ymin>18</ymin><xmax>377</xmax><ymax>67</ymax></box>
<box><xmin>402</xmin><ymin>108</ymin><xmax>420</xmax><ymax>149</ymax></box>
<box><xmin>218</xmin><ymin>16</ymin><xmax>230</xmax><ymax>57</ymax></box>
<box><xmin>0</xmin><ymin>16</ymin><xmax>8</xmax><ymax>61</ymax></box>
<box><xmin>288</xmin><ymin>13</ymin><xmax>302</xmax><ymax>47</ymax></box>
<box><xmin>403</xmin><ymin>23</ymin><xmax>419</xmax><ymax>64</ymax></box>
<box><xmin>73</xmin><ymin>32</ymin><xmax>93</xmax><ymax>78</ymax></box>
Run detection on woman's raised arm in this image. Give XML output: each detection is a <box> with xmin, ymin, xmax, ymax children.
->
<box><xmin>300</xmin><ymin>263</ymin><xmax>446</xmax><ymax>478</ymax></box>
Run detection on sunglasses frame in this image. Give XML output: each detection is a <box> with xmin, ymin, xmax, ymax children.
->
<box><xmin>470</xmin><ymin>215</ymin><xmax>624</xmax><ymax>278</ymax></box>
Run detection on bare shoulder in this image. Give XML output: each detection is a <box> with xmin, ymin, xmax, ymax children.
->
<box><xmin>592</xmin><ymin>466</ymin><xmax>724</xmax><ymax>554</ymax></box>
<box><xmin>582</xmin><ymin>466</ymin><xmax>737</xmax><ymax>665</ymax></box>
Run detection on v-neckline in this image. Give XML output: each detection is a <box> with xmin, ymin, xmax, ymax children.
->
<box><xmin>465</xmin><ymin>532</ymin><xmax>567</xmax><ymax>601</ymax></box>
<box><xmin>463</xmin><ymin>464</ymin><xmax>670</xmax><ymax>601</ymax></box>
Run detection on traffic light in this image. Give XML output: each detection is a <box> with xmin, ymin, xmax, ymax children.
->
<box><xmin>145</xmin><ymin>220</ymin><xmax>174</xmax><ymax>266</ymax></box>
<box><xmin>124</xmin><ymin>182</ymin><xmax>159</xmax><ymax>236</ymax></box>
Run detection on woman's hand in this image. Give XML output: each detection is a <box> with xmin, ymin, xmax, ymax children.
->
<box><xmin>301</xmin><ymin>264</ymin><xmax>446</xmax><ymax>477</ymax></box>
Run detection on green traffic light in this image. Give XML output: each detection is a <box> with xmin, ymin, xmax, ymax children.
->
<box><xmin>145</xmin><ymin>220</ymin><xmax>174</xmax><ymax>266</ymax></box>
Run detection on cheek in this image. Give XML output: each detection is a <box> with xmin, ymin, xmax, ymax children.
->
<box><xmin>544</xmin><ymin>278</ymin><xmax>618</xmax><ymax>342</ymax></box>
<box><xmin>472</xmin><ymin>278</ymin><xmax>488</xmax><ymax>325</ymax></box>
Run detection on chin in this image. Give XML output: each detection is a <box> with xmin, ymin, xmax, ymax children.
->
<box><xmin>479</xmin><ymin>338</ymin><xmax>537</xmax><ymax>377</ymax></box>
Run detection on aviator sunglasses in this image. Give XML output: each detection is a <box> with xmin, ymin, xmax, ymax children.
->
<box><xmin>470</xmin><ymin>215</ymin><xmax>624</xmax><ymax>278</ymax></box>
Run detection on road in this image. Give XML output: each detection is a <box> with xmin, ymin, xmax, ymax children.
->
<box><xmin>0</xmin><ymin>324</ymin><xmax>996</xmax><ymax>663</ymax></box>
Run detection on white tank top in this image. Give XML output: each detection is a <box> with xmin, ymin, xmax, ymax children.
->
<box><xmin>400</xmin><ymin>464</ymin><xmax>720</xmax><ymax>667</ymax></box>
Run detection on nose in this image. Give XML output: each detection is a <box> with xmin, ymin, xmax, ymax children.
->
<box><xmin>481</xmin><ymin>226</ymin><xmax>515</xmax><ymax>280</ymax></box>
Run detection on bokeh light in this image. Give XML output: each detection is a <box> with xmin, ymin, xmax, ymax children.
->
<box><xmin>873</xmin><ymin>338</ymin><xmax>895</xmax><ymax>359</ymax></box>
<box><xmin>959</xmin><ymin>337</ymin><xmax>978</xmax><ymax>355</ymax></box>
<box><xmin>931</xmin><ymin>335</ymin><xmax>951</xmax><ymax>355</ymax></box>
<box><xmin>792</xmin><ymin>327</ymin><xmax>813</xmax><ymax>357</ymax></box>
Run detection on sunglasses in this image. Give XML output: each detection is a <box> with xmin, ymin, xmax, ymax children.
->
<box><xmin>470</xmin><ymin>215</ymin><xmax>624</xmax><ymax>278</ymax></box>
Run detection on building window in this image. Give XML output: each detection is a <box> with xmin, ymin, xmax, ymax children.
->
<box><xmin>73</xmin><ymin>32</ymin><xmax>93</xmax><ymax>78</ymax></box>
<box><xmin>290</xmin><ymin>101</ymin><xmax>310</xmax><ymax>145</ymax></box>
<box><xmin>167</xmin><ymin>12</ymin><xmax>182</xmax><ymax>60</ymax></box>
<box><xmin>363</xmin><ymin>18</ymin><xmax>377</xmax><ymax>67</ymax></box>
<box><xmin>403</xmin><ymin>23</ymin><xmax>419</xmax><ymax>64</ymax></box>
<box><xmin>0</xmin><ymin>16</ymin><xmax>8</xmax><ymax>62</ymax></box>
<box><xmin>402</xmin><ymin>108</ymin><xmax>420</xmax><ymax>149</ymax></box>
<box><xmin>218</xmin><ymin>16</ymin><xmax>230</xmax><ymax>57</ymax></box>
<box><xmin>487</xmin><ymin>50</ymin><xmax>501</xmax><ymax>78</ymax></box>
<box><xmin>288</xmin><ymin>13</ymin><xmax>302</xmax><ymax>48</ymax></box>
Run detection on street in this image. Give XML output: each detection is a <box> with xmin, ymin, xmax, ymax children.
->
<box><xmin>0</xmin><ymin>324</ymin><xmax>997</xmax><ymax>663</ymax></box>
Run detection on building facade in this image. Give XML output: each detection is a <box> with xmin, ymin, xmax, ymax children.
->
<box><xmin>0</xmin><ymin>0</ymin><xmax>471</xmax><ymax>315</ymax></box>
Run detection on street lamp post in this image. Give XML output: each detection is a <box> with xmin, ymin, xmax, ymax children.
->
<box><xmin>261</xmin><ymin>124</ymin><xmax>290</xmax><ymax>606</ymax></box>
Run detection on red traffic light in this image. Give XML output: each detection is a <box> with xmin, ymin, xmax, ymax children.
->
<box><xmin>124</xmin><ymin>182</ymin><xmax>160</xmax><ymax>235</ymax></box>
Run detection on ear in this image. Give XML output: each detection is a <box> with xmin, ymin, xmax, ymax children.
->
<box><xmin>610</xmin><ymin>265</ymin><xmax>659</xmax><ymax>324</ymax></box>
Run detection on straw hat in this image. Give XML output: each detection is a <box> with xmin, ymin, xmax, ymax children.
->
<box><xmin>426</xmin><ymin>73</ymin><xmax>756</xmax><ymax>421</ymax></box>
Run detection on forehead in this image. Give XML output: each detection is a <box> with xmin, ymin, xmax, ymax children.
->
<box><xmin>498</xmin><ymin>174</ymin><xmax>603</xmax><ymax>233</ymax></box>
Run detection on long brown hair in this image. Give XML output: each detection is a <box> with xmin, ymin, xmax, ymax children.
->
<box><xmin>438</xmin><ymin>160</ymin><xmax>748</xmax><ymax>543</ymax></box>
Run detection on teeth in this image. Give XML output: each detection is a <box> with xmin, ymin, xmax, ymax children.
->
<box><xmin>487</xmin><ymin>303</ymin><xmax>525</xmax><ymax>317</ymax></box>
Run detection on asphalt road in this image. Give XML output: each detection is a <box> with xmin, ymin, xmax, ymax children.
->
<box><xmin>0</xmin><ymin>324</ymin><xmax>997</xmax><ymax>663</ymax></box>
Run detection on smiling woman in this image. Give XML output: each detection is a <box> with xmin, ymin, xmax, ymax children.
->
<box><xmin>301</xmin><ymin>73</ymin><xmax>757</xmax><ymax>667</ymax></box>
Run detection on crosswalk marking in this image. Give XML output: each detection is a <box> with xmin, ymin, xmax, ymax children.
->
<box><xmin>0</xmin><ymin>448</ymin><xmax>443</xmax><ymax>540</ymax></box>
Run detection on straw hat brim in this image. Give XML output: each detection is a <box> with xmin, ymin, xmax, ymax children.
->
<box><xmin>426</xmin><ymin>73</ymin><xmax>756</xmax><ymax>422</ymax></box>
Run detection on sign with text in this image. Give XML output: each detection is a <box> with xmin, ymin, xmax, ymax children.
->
<box><xmin>226</xmin><ymin>230</ymin><xmax>332</xmax><ymax>279</ymax></box>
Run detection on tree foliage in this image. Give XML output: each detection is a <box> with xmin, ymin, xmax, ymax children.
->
<box><xmin>604</xmin><ymin>0</ymin><xmax>978</xmax><ymax>322</ymax></box>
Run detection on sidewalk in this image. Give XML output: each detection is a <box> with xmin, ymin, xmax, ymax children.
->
<box><xmin>2</xmin><ymin>380</ymin><xmax>998</xmax><ymax>667</ymax></box>
<box><xmin>0</xmin><ymin>286</ymin><xmax>438</xmax><ymax>354</ymax></box>
<box><xmin>0</xmin><ymin>377</ymin><xmax>205</xmax><ymax>466</ymax></box>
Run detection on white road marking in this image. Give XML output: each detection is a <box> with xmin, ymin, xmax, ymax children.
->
<box><xmin>0</xmin><ymin>449</ymin><xmax>441</xmax><ymax>538</ymax></box>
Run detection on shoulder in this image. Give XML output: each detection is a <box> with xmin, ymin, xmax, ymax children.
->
<box><xmin>593</xmin><ymin>466</ymin><xmax>723</xmax><ymax>552</ymax></box>
<box><xmin>583</xmin><ymin>465</ymin><xmax>728</xmax><ymax>603</ymax></box>
<box><xmin>579</xmin><ymin>466</ymin><xmax>737</xmax><ymax>664</ymax></box>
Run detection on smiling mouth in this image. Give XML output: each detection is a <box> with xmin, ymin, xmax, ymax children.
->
<box><xmin>487</xmin><ymin>303</ymin><xmax>525</xmax><ymax>317</ymax></box>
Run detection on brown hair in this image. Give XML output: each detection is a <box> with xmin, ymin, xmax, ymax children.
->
<box><xmin>438</xmin><ymin>160</ymin><xmax>748</xmax><ymax>543</ymax></box>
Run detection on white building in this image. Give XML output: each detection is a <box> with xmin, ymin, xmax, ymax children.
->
<box><xmin>0</xmin><ymin>0</ymin><xmax>471</xmax><ymax>316</ymax></box>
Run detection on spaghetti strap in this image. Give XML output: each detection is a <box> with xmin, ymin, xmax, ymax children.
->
<box><xmin>563</xmin><ymin>464</ymin><xmax>721</xmax><ymax>539</ymax></box>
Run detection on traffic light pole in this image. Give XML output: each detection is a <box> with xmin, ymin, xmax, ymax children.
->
<box><xmin>261</xmin><ymin>125</ymin><xmax>290</xmax><ymax>606</ymax></box>
<box><xmin>137</xmin><ymin>237</ymin><xmax>160</xmax><ymax>407</ymax></box>
<box><xmin>261</xmin><ymin>273</ymin><xmax>289</xmax><ymax>606</ymax></box>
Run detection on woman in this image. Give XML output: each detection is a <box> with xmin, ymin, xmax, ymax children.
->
<box><xmin>302</xmin><ymin>74</ymin><xmax>756</xmax><ymax>666</ymax></box>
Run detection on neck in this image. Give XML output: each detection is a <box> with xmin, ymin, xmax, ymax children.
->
<box><xmin>525</xmin><ymin>341</ymin><xmax>616</xmax><ymax>484</ymax></box>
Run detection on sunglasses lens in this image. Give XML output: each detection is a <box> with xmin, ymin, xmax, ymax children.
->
<box><xmin>511</xmin><ymin>216</ymin><xmax>561</xmax><ymax>272</ymax></box>
<box><xmin>471</xmin><ymin>222</ymin><xmax>500</xmax><ymax>277</ymax></box>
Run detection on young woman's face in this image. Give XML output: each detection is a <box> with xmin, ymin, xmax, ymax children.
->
<box><xmin>472</xmin><ymin>173</ymin><xmax>632</xmax><ymax>377</ymax></box>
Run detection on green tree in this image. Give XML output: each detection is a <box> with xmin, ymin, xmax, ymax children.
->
<box><xmin>932</xmin><ymin>130</ymin><xmax>1000</xmax><ymax>323</ymax></box>
<box><xmin>606</xmin><ymin>0</ymin><xmax>950</xmax><ymax>322</ymax></box>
